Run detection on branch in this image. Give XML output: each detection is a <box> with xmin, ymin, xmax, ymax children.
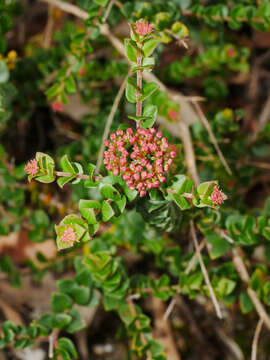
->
<box><xmin>192</xmin><ymin>101</ymin><xmax>232</xmax><ymax>175</ymax></box>
<box><xmin>95</xmin><ymin>70</ymin><xmax>130</xmax><ymax>173</ymax></box>
<box><xmin>251</xmin><ymin>318</ymin><xmax>263</xmax><ymax>360</ymax></box>
<box><xmin>190</xmin><ymin>221</ymin><xmax>223</xmax><ymax>319</ymax></box>
<box><xmin>232</xmin><ymin>248</ymin><xmax>270</xmax><ymax>331</ymax></box>
<box><xmin>40</xmin><ymin>0</ymin><xmax>200</xmax><ymax>185</ymax></box>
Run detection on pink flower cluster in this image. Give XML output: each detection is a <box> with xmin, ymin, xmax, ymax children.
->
<box><xmin>61</xmin><ymin>227</ymin><xmax>76</xmax><ymax>243</ymax></box>
<box><xmin>50</xmin><ymin>101</ymin><xmax>63</xmax><ymax>112</ymax></box>
<box><xmin>211</xmin><ymin>187</ymin><xmax>224</xmax><ymax>205</ymax></box>
<box><xmin>135</xmin><ymin>20</ymin><xmax>152</xmax><ymax>36</ymax></box>
<box><xmin>25</xmin><ymin>159</ymin><xmax>38</xmax><ymax>176</ymax></box>
<box><xmin>104</xmin><ymin>127</ymin><xmax>176</xmax><ymax>197</ymax></box>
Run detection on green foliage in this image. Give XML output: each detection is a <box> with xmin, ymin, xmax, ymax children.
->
<box><xmin>1</xmin><ymin>0</ymin><xmax>270</xmax><ymax>359</ymax></box>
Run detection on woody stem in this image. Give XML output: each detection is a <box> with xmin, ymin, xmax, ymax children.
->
<box><xmin>136</xmin><ymin>48</ymin><xmax>143</xmax><ymax>124</ymax></box>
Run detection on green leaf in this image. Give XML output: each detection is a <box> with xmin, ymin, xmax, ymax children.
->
<box><xmin>70</xmin><ymin>286</ymin><xmax>91</xmax><ymax>305</ymax></box>
<box><xmin>139</xmin><ymin>82</ymin><xmax>159</xmax><ymax>102</ymax></box>
<box><xmin>101</xmin><ymin>201</ymin><xmax>115</xmax><ymax>221</ymax></box>
<box><xmin>171</xmin><ymin>193</ymin><xmax>191</xmax><ymax>210</ymax></box>
<box><xmin>0</xmin><ymin>60</ymin><xmax>9</xmax><ymax>84</ymax></box>
<box><xmin>93</xmin><ymin>0</ymin><xmax>108</xmax><ymax>5</ymax></box>
<box><xmin>53</xmin><ymin>314</ymin><xmax>72</xmax><ymax>329</ymax></box>
<box><xmin>58</xmin><ymin>338</ymin><xmax>78</xmax><ymax>359</ymax></box>
<box><xmin>100</xmin><ymin>184</ymin><xmax>120</xmax><ymax>200</ymax></box>
<box><xmin>142</xmin><ymin>38</ymin><xmax>159</xmax><ymax>57</ymax></box>
<box><xmin>45</xmin><ymin>82</ymin><xmax>61</xmax><ymax>98</ymax></box>
<box><xmin>125</xmin><ymin>39</ymin><xmax>138</xmax><ymax>62</ymax></box>
<box><xmin>142</xmin><ymin>104</ymin><xmax>158</xmax><ymax>128</ymax></box>
<box><xmin>51</xmin><ymin>293</ymin><xmax>73</xmax><ymax>313</ymax></box>
<box><xmin>64</xmin><ymin>75</ymin><xmax>76</xmax><ymax>94</ymax></box>
<box><xmin>240</xmin><ymin>292</ymin><xmax>254</xmax><ymax>314</ymax></box>
<box><xmin>125</xmin><ymin>81</ymin><xmax>137</xmax><ymax>103</ymax></box>
<box><xmin>206</xmin><ymin>233</ymin><xmax>231</xmax><ymax>259</ymax></box>
<box><xmin>66</xmin><ymin>309</ymin><xmax>85</xmax><ymax>333</ymax></box>
<box><xmin>79</xmin><ymin>199</ymin><xmax>100</xmax><ymax>224</ymax></box>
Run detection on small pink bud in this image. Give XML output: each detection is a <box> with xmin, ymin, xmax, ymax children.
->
<box><xmin>156</xmin><ymin>131</ymin><xmax>162</xmax><ymax>138</ymax></box>
<box><xmin>110</xmin><ymin>133</ymin><xmax>116</xmax><ymax>140</ymax></box>
<box><xmin>104</xmin><ymin>139</ymin><xmax>109</xmax><ymax>147</ymax></box>
<box><xmin>126</xmin><ymin>128</ymin><xmax>133</xmax><ymax>135</ymax></box>
<box><xmin>78</xmin><ymin>67</ymin><xmax>85</xmax><ymax>76</ymax></box>
<box><xmin>135</xmin><ymin>20</ymin><xmax>152</xmax><ymax>36</ymax></box>
<box><xmin>113</xmin><ymin>168</ymin><xmax>119</xmax><ymax>176</ymax></box>
<box><xmin>139</xmin><ymin>190</ymin><xmax>147</xmax><ymax>197</ymax></box>
<box><xmin>168</xmin><ymin>109</ymin><xmax>178</xmax><ymax>121</ymax></box>
<box><xmin>134</xmin><ymin>173</ymin><xmax>140</xmax><ymax>181</ymax></box>
<box><xmin>25</xmin><ymin>159</ymin><xmax>38</xmax><ymax>176</ymax></box>
<box><xmin>160</xmin><ymin>176</ymin><xmax>166</xmax><ymax>183</ymax></box>
<box><xmin>51</xmin><ymin>101</ymin><xmax>63</xmax><ymax>112</ymax></box>
<box><xmin>61</xmin><ymin>227</ymin><xmax>76</xmax><ymax>243</ymax></box>
<box><xmin>211</xmin><ymin>187</ymin><xmax>224</xmax><ymax>205</ymax></box>
<box><xmin>116</xmin><ymin>129</ymin><xmax>123</xmax><ymax>136</ymax></box>
<box><xmin>170</xmin><ymin>151</ymin><xmax>177</xmax><ymax>158</ymax></box>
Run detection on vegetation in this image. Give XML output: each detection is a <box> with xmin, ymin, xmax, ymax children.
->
<box><xmin>1</xmin><ymin>0</ymin><xmax>270</xmax><ymax>359</ymax></box>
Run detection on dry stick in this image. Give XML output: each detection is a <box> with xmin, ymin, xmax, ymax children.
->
<box><xmin>192</xmin><ymin>101</ymin><xmax>232</xmax><ymax>175</ymax></box>
<box><xmin>40</xmin><ymin>0</ymin><xmax>200</xmax><ymax>186</ymax></box>
<box><xmin>232</xmin><ymin>248</ymin><xmax>270</xmax><ymax>331</ymax></box>
<box><xmin>190</xmin><ymin>221</ymin><xmax>223</xmax><ymax>319</ymax></box>
<box><xmin>102</xmin><ymin>0</ymin><xmax>114</xmax><ymax>23</ymax></box>
<box><xmin>95</xmin><ymin>70</ymin><xmax>130</xmax><ymax>174</ymax></box>
<box><xmin>43</xmin><ymin>4</ymin><xmax>54</xmax><ymax>49</ymax></box>
<box><xmin>251</xmin><ymin>318</ymin><xmax>264</xmax><ymax>360</ymax></box>
<box><xmin>181</xmin><ymin>9</ymin><xmax>264</xmax><ymax>23</ymax></box>
<box><xmin>185</xmin><ymin>239</ymin><xmax>206</xmax><ymax>275</ymax></box>
<box><xmin>251</xmin><ymin>95</ymin><xmax>270</xmax><ymax>141</ymax></box>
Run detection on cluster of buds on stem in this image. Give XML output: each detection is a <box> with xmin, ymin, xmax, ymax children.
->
<box><xmin>25</xmin><ymin>159</ymin><xmax>38</xmax><ymax>176</ymax></box>
<box><xmin>104</xmin><ymin>127</ymin><xmax>176</xmax><ymax>197</ymax></box>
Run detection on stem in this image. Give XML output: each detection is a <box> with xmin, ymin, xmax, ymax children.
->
<box><xmin>54</xmin><ymin>171</ymin><xmax>90</xmax><ymax>179</ymax></box>
<box><xmin>136</xmin><ymin>48</ymin><xmax>143</xmax><ymax>123</ymax></box>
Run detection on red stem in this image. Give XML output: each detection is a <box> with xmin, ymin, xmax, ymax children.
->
<box><xmin>136</xmin><ymin>50</ymin><xmax>143</xmax><ymax>122</ymax></box>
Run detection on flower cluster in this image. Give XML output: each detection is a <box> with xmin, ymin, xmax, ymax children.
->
<box><xmin>135</xmin><ymin>20</ymin><xmax>152</xmax><ymax>36</ymax></box>
<box><xmin>50</xmin><ymin>101</ymin><xmax>63</xmax><ymax>112</ymax></box>
<box><xmin>104</xmin><ymin>127</ymin><xmax>176</xmax><ymax>197</ymax></box>
<box><xmin>61</xmin><ymin>227</ymin><xmax>76</xmax><ymax>243</ymax></box>
<box><xmin>211</xmin><ymin>187</ymin><xmax>225</xmax><ymax>205</ymax></box>
<box><xmin>24</xmin><ymin>159</ymin><xmax>38</xmax><ymax>176</ymax></box>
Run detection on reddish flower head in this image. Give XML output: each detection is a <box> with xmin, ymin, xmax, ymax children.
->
<box><xmin>226</xmin><ymin>47</ymin><xmax>236</xmax><ymax>58</ymax></box>
<box><xmin>211</xmin><ymin>187</ymin><xmax>224</xmax><ymax>205</ymax></box>
<box><xmin>25</xmin><ymin>159</ymin><xmax>38</xmax><ymax>176</ymax></box>
<box><xmin>51</xmin><ymin>101</ymin><xmax>63</xmax><ymax>112</ymax></box>
<box><xmin>135</xmin><ymin>20</ymin><xmax>152</xmax><ymax>36</ymax></box>
<box><xmin>61</xmin><ymin>227</ymin><xmax>76</xmax><ymax>243</ymax></box>
<box><xmin>104</xmin><ymin>127</ymin><xmax>176</xmax><ymax>197</ymax></box>
<box><xmin>168</xmin><ymin>109</ymin><xmax>178</xmax><ymax>122</ymax></box>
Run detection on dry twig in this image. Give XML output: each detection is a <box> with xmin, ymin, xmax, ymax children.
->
<box><xmin>95</xmin><ymin>70</ymin><xmax>131</xmax><ymax>173</ymax></box>
<box><xmin>251</xmin><ymin>318</ymin><xmax>263</xmax><ymax>360</ymax></box>
<box><xmin>232</xmin><ymin>248</ymin><xmax>270</xmax><ymax>331</ymax></box>
<box><xmin>190</xmin><ymin>221</ymin><xmax>223</xmax><ymax>319</ymax></box>
<box><xmin>192</xmin><ymin>101</ymin><xmax>232</xmax><ymax>175</ymax></box>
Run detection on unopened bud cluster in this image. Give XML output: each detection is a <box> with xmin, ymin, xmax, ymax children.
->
<box><xmin>104</xmin><ymin>127</ymin><xmax>176</xmax><ymax>197</ymax></box>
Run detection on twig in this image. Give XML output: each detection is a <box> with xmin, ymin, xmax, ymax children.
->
<box><xmin>163</xmin><ymin>297</ymin><xmax>177</xmax><ymax>321</ymax></box>
<box><xmin>192</xmin><ymin>101</ymin><xmax>232</xmax><ymax>175</ymax></box>
<box><xmin>43</xmin><ymin>4</ymin><xmax>54</xmax><ymax>49</ymax></box>
<box><xmin>251</xmin><ymin>95</ymin><xmax>270</xmax><ymax>141</ymax></box>
<box><xmin>95</xmin><ymin>70</ymin><xmax>130</xmax><ymax>173</ymax></box>
<box><xmin>102</xmin><ymin>0</ymin><xmax>114</xmax><ymax>23</ymax></box>
<box><xmin>54</xmin><ymin>171</ymin><xmax>90</xmax><ymax>179</ymax></box>
<box><xmin>152</xmin><ymin>297</ymin><xmax>181</xmax><ymax>360</ymax></box>
<box><xmin>185</xmin><ymin>239</ymin><xmax>206</xmax><ymax>274</ymax></box>
<box><xmin>48</xmin><ymin>329</ymin><xmax>59</xmax><ymax>358</ymax></box>
<box><xmin>216</xmin><ymin>229</ymin><xmax>234</xmax><ymax>244</ymax></box>
<box><xmin>190</xmin><ymin>221</ymin><xmax>223</xmax><ymax>319</ymax></box>
<box><xmin>232</xmin><ymin>248</ymin><xmax>270</xmax><ymax>331</ymax></box>
<box><xmin>251</xmin><ymin>318</ymin><xmax>263</xmax><ymax>360</ymax></box>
